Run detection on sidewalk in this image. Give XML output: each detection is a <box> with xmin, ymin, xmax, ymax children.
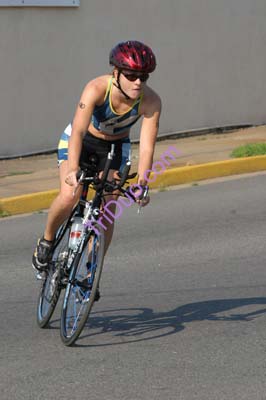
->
<box><xmin>1</xmin><ymin>125</ymin><xmax>266</xmax><ymax>199</ymax></box>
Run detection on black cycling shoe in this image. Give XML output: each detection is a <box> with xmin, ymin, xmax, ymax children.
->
<box><xmin>32</xmin><ymin>237</ymin><xmax>54</xmax><ymax>272</ymax></box>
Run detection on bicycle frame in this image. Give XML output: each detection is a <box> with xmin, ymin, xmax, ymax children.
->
<box><xmin>37</xmin><ymin>142</ymin><xmax>143</xmax><ymax>344</ymax></box>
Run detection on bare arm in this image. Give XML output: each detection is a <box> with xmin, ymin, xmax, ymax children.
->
<box><xmin>65</xmin><ymin>79</ymin><xmax>106</xmax><ymax>186</ymax></box>
<box><xmin>138</xmin><ymin>92</ymin><xmax>162</xmax><ymax>185</ymax></box>
<box><xmin>68</xmin><ymin>83</ymin><xmax>98</xmax><ymax>172</ymax></box>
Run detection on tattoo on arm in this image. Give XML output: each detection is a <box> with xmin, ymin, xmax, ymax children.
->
<box><xmin>79</xmin><ymin>102</ymin><xmax>86</xmax><ymax>109</ymax></box>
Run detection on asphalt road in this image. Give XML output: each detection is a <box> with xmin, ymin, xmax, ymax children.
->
<box><xmin>1</xmin><ymin>173</ymin><xmax>266</xmax><ymax>400</ymax></box>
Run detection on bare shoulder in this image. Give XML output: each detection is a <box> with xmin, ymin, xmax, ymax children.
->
<box><xmin>140</xmin><ymin>85</ymin><xmax>162</xmax><ymax>117</ymax></box>
<box><xmin>80</xmin><ymin>75</ymin><xmax>111</xmax><ymax>104</ymax></box>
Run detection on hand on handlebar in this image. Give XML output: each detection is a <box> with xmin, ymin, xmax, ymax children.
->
<box><xmin>137</xmin><ymin>185</ymin><xmax>150</xmax><ymax>210</ymax></box>
<box><xmin>65</xmin><ymin>169</ymin><xmax>79</xmax><ymax>189</ymax></box>
<box><xmin>130</xmin><ymin>185</ymin><xmax>150</xmax><ymax>210</ymax></box>
<box><xmin>136</xmin><ymin>195</ymin><xmax>150</xmax><ymax>207</ymax></box>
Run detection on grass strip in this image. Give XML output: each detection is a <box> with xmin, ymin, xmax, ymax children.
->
<box><xmin>231</xmin><ymin>143</ymin><xmax>266</xmax><ymax>158</ymax></box>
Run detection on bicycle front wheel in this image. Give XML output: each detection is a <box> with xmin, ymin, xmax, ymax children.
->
<box><xmin>60</xmin><ymin>226</ymin><xmax>105</xmax><ymax>346</ymax></box>
<box><xmin>37</xmin><ymin>221</ymin><xmax>70</xmax><ymax>328</ymax></box>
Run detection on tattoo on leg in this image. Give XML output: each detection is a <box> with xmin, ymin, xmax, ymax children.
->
<box><xmin>79</xmin><ymin>102</ymin><xmax>86</xmax><ymax>109</ymax></box>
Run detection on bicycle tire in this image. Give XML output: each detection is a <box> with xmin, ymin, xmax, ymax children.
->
<box><xmin>36</xmin><ymin>221</ymin><xmax>70</xmax><ymax>328</ymax></box>
<box><xmin>60</xmin><ymin>225</ymin><xmax>105</xmax><ymax>346</ymax></box>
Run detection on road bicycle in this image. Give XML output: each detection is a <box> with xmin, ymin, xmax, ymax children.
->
<box><xmin>36</xmin><ymin>144</ymin><xmax>148</xmax><ymax>346</ymax></box>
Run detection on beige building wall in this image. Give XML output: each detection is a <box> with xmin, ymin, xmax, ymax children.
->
<box><xmin>1</xmin><ymin>0</ymin><xmax>266</xmax><ymax>157</ymax></box>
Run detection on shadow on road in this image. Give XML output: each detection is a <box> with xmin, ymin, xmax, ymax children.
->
<box><xmin>69</xmin><ymin>296</ymin><xmax>266</xmax><ymax>347</ymax></box>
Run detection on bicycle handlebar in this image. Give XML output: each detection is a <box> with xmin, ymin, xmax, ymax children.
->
<box><xmin>77</xmin><ymin>143</ymin><xmax>132</xmax><ymax>189</ymax></box>
<box><xmin>76</xmin><ymin>143</ymin><xmax>149</xmax><ymax>203</ymax></box>
<box><xmin>119</xmin><ymin>160</ymin><xmax>131</xmax><ymax>187</ymax></box>
<box><xmin>101</xmin><ymin>144</ymin><xmax>115</xmax><ymax>183</ymax></box>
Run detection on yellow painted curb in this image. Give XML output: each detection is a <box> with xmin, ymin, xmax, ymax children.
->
<box><xmin>1</xmin><ymin>155</ymin><xmax>266</xmax><ymax>216</ymax></box>
<box><xmin>148</xmin><ymin>155</ymin><xmax>266</xmax><ymax>189</ymax></box>
<box><xmin>0</xmin><ymin>189</ymin><xmax>59</xmax><ymax>216</ymax></box>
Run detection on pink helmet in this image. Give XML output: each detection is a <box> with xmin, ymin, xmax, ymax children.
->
<box><xmin>109</xmin><ymin>40</ymin><xmax>156</xmax><ymax>73</ymax></box>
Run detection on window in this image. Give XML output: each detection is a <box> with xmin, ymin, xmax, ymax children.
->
<box><xmin>0</xmin><ymin>1</ymin><xmax>79</xmax><ymax>6</ymax></box>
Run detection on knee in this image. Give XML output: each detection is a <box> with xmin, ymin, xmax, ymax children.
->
<box><xmin>58</xmin><ymin>189</ymin><xmax>78</xmax><ymax>209</ymax></box>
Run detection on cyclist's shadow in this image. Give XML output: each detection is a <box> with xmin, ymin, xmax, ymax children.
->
<box><xmin>76</xmin><ymin>296</ymin><xmax>266</xmax><ymax>347</ymax></box>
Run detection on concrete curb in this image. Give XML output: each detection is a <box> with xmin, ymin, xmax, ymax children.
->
<box><xmin>0</xmin><ymin>189</ymin><xmax>59</xmax><ymax>216</ymax></box>
<box><xmin>148</xmin><ymin>155</ymin><xmax>266</xmax><ymax>189</ymax></box>
<box><xmin>1</xmin><ymin>155</ymin><xmax>266</xmax><ymax>216</ymax></box>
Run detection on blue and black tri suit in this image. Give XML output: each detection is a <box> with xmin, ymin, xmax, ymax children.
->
<box><xmin>58</xmin><ymin>77</ymin><xmax>143</xmax><ymax>171</ymax></box>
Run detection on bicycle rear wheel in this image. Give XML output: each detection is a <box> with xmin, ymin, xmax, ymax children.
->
<box><xmin>60</xmin><ymin>226</ymin><xmax>105</xmax><ymax>346</ymax></box>
<box><xmin>36</xmin><ymin>221</ymin><xmax>70</xmax><ymax>328</ymax></box>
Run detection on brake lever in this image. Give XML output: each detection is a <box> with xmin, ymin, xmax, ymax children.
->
<box><xmin>137</xmin><ymin>186</ymin><xmax>149</xmax><ymax>214</ymax></box>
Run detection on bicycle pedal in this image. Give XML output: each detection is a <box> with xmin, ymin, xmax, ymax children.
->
<box><xmin>76</xmin><ymin>297</ymin><xmax>90</xmax><ymax>304</ymax></box>
<box><xmin>75</xmin><ymin>291</ymin><xmax>90</xmax><ymax>304</ymax></box>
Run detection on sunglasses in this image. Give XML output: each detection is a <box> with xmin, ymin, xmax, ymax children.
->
<box><xmin>121</xmin><ymin>71</ymin><xmax>149</xmax><ymax>82</ymax></box>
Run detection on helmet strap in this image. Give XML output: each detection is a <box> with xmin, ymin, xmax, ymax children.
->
<box><xmin>113</xmin><ymin>71</ymin><xmax>131</xmax><ymax>100</ymax></box>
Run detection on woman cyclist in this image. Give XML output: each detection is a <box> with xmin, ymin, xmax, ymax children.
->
<box><xmin>32</xmin><ymin>40</ymin><xmax>162</xmax><ymax>293</ymax></box>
